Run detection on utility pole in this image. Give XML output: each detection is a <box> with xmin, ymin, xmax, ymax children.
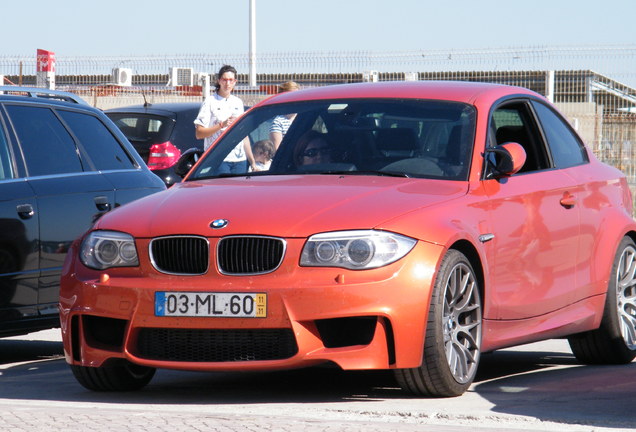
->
<box><xmin>249</xmin><ymin>0</ymin><xmax>256</xmax><ymax>87</ymax></box>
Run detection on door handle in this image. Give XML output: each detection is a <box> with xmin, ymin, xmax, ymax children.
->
<box><xmin>16</xmin><ymin>203</ymin><xmax>34</xmax><ymax>219</ymax></box>
<box><xmin>560</xmin><ymin>193</ymin><xmax>577</xmax><ymax>209</ymax></box>
<box><xmin>94</xmin><ymin>196</ymin><xmax>111</xmax><ymax>212</ymax></box>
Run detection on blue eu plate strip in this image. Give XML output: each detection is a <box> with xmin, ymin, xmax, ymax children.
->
<box><xmin>155</xmin><ymin>292</ymin><xmax>166</xmax><ymax>316</ymax></box>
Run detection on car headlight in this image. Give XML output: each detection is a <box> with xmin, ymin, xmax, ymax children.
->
<box><xmin>80</xmin><ymin>231</ymin><xmax>139</xmax><ymax>270</ymax></box>
<box><xmin>300</xmin><ymin>230</ymin><xmax>416</xmax><ymax>270</ymax></box>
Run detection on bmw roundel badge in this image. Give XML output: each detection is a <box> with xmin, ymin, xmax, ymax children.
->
<box><xmin>210</xmin><ymin>219</ymin><xmax>229</xmax><ymax>229</ymax></box>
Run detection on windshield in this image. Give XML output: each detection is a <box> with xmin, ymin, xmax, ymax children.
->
<box><xmin>189</xmin><ymin>98</ymin><xmax>476</xmax><ymax>181</ymax></box>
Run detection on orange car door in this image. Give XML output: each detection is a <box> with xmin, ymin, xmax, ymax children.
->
<box><xmin>483</xmin><ymin>171</ymin><xmax>581</xmax><ymax>319</ymax></box>
<box><xmin>482</xmin><ymin>100</ymin><xmax>582</xmax><ymax>319</ymax></box>
<box><xmin>530</xmin><ymin>100</ymin><xmax>600</xmax><ymax>303</ymax></box>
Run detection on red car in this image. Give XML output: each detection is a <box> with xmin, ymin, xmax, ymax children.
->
<box><xmin>59</xmin><ymin>81</ymin><xmax>636</xmax><ymax>397</ymax></box>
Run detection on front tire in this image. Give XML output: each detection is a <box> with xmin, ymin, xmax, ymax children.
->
<box><xmin>70</xmin><ymin>361</ymin><xmax>156</xmax><ymax>391</ymax></box>
<box><xmin>568</xmin><ymin>236</ymin><xmax>636</xmax><ymax>364</ymax></box>
<box><xmin>395</xmin><ymin>249</ymin><xmax>482</xmax><ymax>397</ymax></box>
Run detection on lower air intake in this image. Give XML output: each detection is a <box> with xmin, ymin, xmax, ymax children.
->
<box><xmin>136</xmin><ymin>328</ymin><xmax>298</xmax><ymax>362</ymax></box>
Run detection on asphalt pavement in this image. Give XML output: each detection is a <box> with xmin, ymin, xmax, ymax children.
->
<box><xmin>0</xmin><ymin>329</ymin><xmax>634</xmax><ymax>432</ymax></box>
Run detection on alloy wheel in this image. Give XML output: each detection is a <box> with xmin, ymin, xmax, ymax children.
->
<box><xmin>442</xmin><ymin>262</ymin><xmax>482</xmax><ymax>384</ymax></box>
<box><xmin>617</xmin><ymin>245</ymin><xmax>636</xmax><ymax>350</ymax></box>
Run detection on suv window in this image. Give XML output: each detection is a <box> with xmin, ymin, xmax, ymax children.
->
<box><xmin>531</xmin><ymin>101</ymin><xmax>588</xmax><ymax>168</ymax></box>
<box><xmin>6</xmin><ymin>105</ymin><xmax>83</xmax><ymax>176</ymax></box>
<box><xmin>0</xmin><ymin>126</ymin><xmax>13</xmax><ymax>180</ymax></box>
<box><xmin>58</xmin><ymin>110</ymin><xmax>136</xmax><ymax>171</ymax></box>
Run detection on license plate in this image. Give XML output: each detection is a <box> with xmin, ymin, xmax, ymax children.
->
<box><xmin>155</xmin><ymin>292</ymin><xmax>267</xmax><ymax>318</ymax></box>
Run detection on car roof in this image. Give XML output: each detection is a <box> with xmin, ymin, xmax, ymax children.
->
<box><xmin>0</xmin><ymin>86</ymin><xmax>89</xmax><ymax>105</ymax></box>
<box><xmin>260</xmin><ymin>81</ymin><xmax>541</xmax><ymax>107</ymax></box>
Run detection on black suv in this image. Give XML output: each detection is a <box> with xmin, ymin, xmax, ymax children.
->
<box><xmin>105</xmin><ymin>103</ymin><xmax>203</xmax><ymax>186</ymax></box>
<box><xmin>0</xmin><ymin>86</ymin><xmax>166</xmax><ymax>336</ymax></box>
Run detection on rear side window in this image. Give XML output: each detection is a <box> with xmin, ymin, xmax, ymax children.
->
<box><xmin>0</xmin><ymin>126</ymin><xmax>13</xmax><ymax>180</ymax></box>
<box><xmin>6</xmin><ymin>105</ymin><xmax>83</xmax><ymax>176</ymax></box>
<box><xmin>531</xmin><ymin>101</ymin><xmax>588</xmax><ymax>168</ymax></box>
<box><xmin>107</xmin><ymin>113</ymin><xmax>174</xmax><ymax>144</ymax></box>
<box><xmin>58</xmin><ymin>110</ymin><xmax>136</xmax><ymax>171</ymax></box>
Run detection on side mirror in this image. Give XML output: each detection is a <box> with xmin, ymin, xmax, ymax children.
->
<box><xmin>174</xmin><ymin>148</ymin><xmax>203</xmax><ymax>178</ymax></box>
<box><xmin>484</xmin><ymin>142</ymin><xmax>527</xmax><ymax>179</ymax></box>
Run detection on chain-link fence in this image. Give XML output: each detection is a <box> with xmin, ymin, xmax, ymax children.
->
<box><xmin>2</xmin><ymin>46</ymin><xmax>636</xmax><ymax>204</ymax></box>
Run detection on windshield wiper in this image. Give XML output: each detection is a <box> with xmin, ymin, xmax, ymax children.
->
<box><xmin>216</xmin><ymin>172</ymin><xmax>252</xmax><ymax>178</ymax></box>
<box><xmin>342</xmin><ymin>170</ymin><xmax>411</xmax><ymax>178</ymax></box>
<box><xmin>192</xmin><ymin>170</ymin><xmax>412</xmax><ymax>180</ymax></box>
<box><xmin>296</xmin><ymin>169</ymin><xmax>411</xmax><ymax>178</ymax></box>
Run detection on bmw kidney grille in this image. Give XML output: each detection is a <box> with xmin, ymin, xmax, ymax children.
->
<box><xmin>217</xmin><ymin>236</ymin><xmax>286</xmax><ymax>275</ymax></box>
<box><xmin>150</xmin><ymin>236</ymin><xmax>209</xmax><ymax>275</ymax></box>
<box><xmin>150</xmin><ymin>235</ymin><xmax>285</xmax><ymax>275</ymax></box>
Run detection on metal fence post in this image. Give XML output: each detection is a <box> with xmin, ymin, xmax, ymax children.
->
<box><xmin>545</xmin><ymin>70</ymin><xmax>555</xmax><ymax>102</ymax></box>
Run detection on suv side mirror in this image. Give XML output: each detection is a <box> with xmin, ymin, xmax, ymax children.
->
<box><xmin>484</xmin><ymin>142</ymin><xmax>527</xmax><ymax>179</ymax></box>
<box><xmin>174</xmin><ymin>148</ymin><xmax>203</xmax><ymax>178</ymax></box>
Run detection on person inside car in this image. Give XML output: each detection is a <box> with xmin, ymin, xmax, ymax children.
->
<box><xmin>294</xmin><ymin>130</ymin><xmax>332</xmax><ymax>166</ymax></box>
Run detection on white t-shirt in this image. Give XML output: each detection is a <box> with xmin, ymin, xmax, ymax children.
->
<box><xmin>249</xmin><ymin>160</ymin><xmax>271</xmax><ymax>172</ymax></box>
<box><xmin>194</xmin><ymin>93</ymin><xmax>244</xmax><ymax>151</ymax></box>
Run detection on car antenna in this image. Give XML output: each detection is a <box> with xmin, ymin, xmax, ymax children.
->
<box><xmin>141</xmin><ymin>90</ymin><xmax>150</xmax><ymax>107</ymax></box>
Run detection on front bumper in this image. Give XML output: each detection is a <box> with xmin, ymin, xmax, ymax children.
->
<box><xmin>59</xmin><ymin>239</ymin><xmax>443</xmax><ymax>372</ymax></box>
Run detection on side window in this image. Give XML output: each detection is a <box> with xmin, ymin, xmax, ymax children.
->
<box><xmin>6</xmin><ymin>105</ymin><xmax>82</xmax><ymax>177</ymax></box>
<box><xmin>0</xmin><ymin>124</ymin><xmax>13</xmax><ymax>180</ymax></box>
<box><xmin>108</xmin><ymin>114</ymin><xmax>172</xmax><ymax>142</ymax></box>
<box><xmin>491</xmin><ymin>102</ymin><xmax>550</xmax><ymax>173</ymax></box>
<box><xmin>532</xmin><ymin>101</ymin><xmax>588</xmax><ymax>168</ymax></box>
<box><xmin>58</xmin><ymin>110</ymin><xmax>136</xmax><ymax>171</ymax></box>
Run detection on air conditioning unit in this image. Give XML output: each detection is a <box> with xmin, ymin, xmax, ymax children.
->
<box><xmin>404</xmin><ymin>72</ymin><xmax>419</xmax><ymax>81</ymax></box>
<box><xmin>169</xmin><ymin>67</ymin><xmax>194</xmax><ymax>86</ymax></box>
<box><xmin>193</xmin><ymin>72</ymin><xmax>209</xmax><ymax>86</ymax></box>
<box><xmin>362</xmin><ymin>70</ymin><xmax>378</xmax><ymax>83</ymax></box>
<box><xmin>112</xmin><ymin>68</ymin><xmax>132</xmax><ymax>86</ymax></box>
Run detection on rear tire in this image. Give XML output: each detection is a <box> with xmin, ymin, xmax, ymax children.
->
<box><xmin>70</xmin><ymin>361</ymin><xmax>156</xmax><ymax>391</ymax></box>
<box><xmin>568</xmin><ymin>236</ymin><xmax>636</xmax><ymax>364</ymax></box>
<box><xmin>395</xmin><ymin>249</ymin><xmax>482</xmax><ymax>397</ymax></box>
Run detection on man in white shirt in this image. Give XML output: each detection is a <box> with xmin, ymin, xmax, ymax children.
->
<box><xmin>194</xmin><ymin>65</ymin><xmax>255</xmax><ymax>173</ymax></box>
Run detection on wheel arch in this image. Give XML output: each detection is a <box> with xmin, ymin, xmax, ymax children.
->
<box><xmin>449</xmin><ymin>239</ymin><xmax>485</xmax><ymax>305</ymax></box>
<box><xmin>568</xmin><ymin>231</ymin><xmax>636</xmax><ymax>364</ymax></box>
<box><xmin>393</xmin><ymin>238</ymin><xmax>485</xmax><ymax>397</ymax></box>
<box><xmin>592</xmin><ymin>212</ymin><xmax>636</xmax><ymax>295</ymax></box>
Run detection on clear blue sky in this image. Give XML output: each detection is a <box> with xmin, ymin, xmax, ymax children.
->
<box><xmin>3</xmin><ymin>0</ymin><xmax>634</xmax><ymax>56</ymax></box>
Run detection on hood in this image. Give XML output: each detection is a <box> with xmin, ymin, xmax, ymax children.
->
<box><xmin>96</xmin><ymin>175</ymin><xmax>468</xmax><ymax>238</ymax></box>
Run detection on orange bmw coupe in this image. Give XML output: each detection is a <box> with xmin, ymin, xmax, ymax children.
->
<box><xmin>59</xmin><ymin>81</ymin><xmax>636</xmax><ymax>396</ymax></box>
